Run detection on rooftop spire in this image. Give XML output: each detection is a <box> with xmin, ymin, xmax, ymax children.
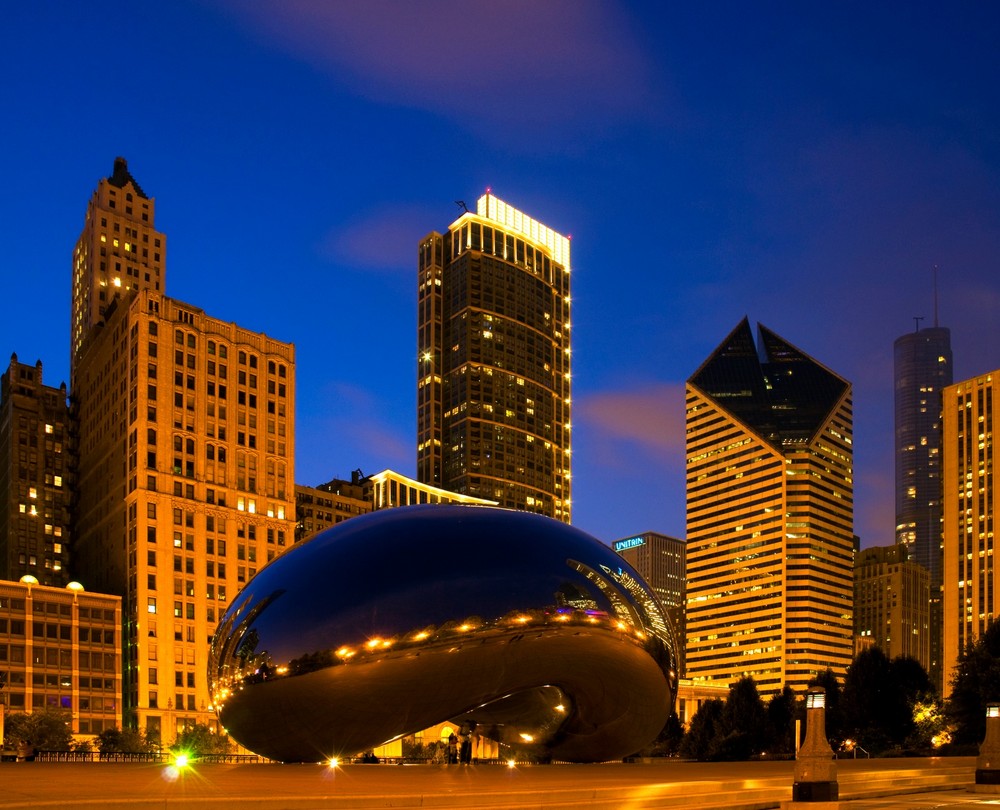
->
<box><xmin>107</xmin><ymin>156</ymin><xmax>149</xmax><ymax>199</ymax></box>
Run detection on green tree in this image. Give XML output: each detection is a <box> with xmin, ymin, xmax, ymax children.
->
<box><xmin>764</xmin><ymin>685</ymin><xmax>797</xmax><ymax>756</ymax></box>
<box><xmin>887</xmin><ymin>655</ymin><xmax>935</xmax><ymax>748</ymax></box>
<box><xmin>2</xmin><ymin>707</ymin><xmax>73</xmax><ymax>752</ymax></box>
<box><xmin>97</xmin><ymin>726</ymin><xmax>156</xmax><ymax>754</ymax></box>
<box><xmin>807</xmin><ymin>669</ymin><xmax>844</xmax><ymax>749</ymax></box>
<box><xmin>840</xmin><ymin>648</ymin><xmax>936</xmax><ymax>753</ymax></box>
<box><xmin>715</xmin><ymin>675</ymin><xmax>767</xmax><ymax>760</ymax></box>
<box><xmin>948</xmin><ymin>619</ymin><xmax>1000</xmax><ymax>744</ymax></box>
<box><xmin>841</xmin><ymin>646</ymin><xmax>894</xmax><ymax>753</ymax></box>
<box><xmin>679</xmin><ymin>698</ymin><xmax>723</xmax><ymax>760</ymax></box>
<box><xmin>639</xmin><ymin>711</ymin><xmax>684</xmax><ymax>757</ymax></box>
<box><xmin>907</xmin><ymin>696</ymin><xmax>951</xmax><ymax>751</ymax></box>
<box><xmin>171</xmin><ymin>723</ymin><xmax>234</xmax><ymax>757</ymax></box>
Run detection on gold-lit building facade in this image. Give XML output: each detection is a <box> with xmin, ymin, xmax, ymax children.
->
<box><xmin>0</xmin><ymin>357</ymin><xmax>71</xmax><ymax>586</ymax></box>
<box><xmin>685</xmin><ymin>319</ymin><xmax>854</xmax><ymax>695</ymax></box>
<box><xmin>942</xmin><ymin>370</ymin><xmax>998</xmax><ymax>695</ymax></box>
<box><xmin>417</xmin><ymin>194</ymin><xmax>572</xmax><ymax>522</ymax></box>
<box><xmin>73</xmin><ymin>288</ymin><xmax>295</xmax><ymax>743</ymax></box>
<box><xmin>71</xmin><ymin>157</ymin><xmax>165</xmax><ymax>384</ymax></box>
<box><xmin>853</xmin><ymin>544</ymin><xmax>930</xmax><ymax>667</ymax></box>
<box><xmin>0</xmin><ymin>577</ymin><xmax>122</xmax><ymax>736</ymax></box>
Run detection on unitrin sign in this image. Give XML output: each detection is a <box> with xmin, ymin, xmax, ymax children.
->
<box><xmin>613</xmin><ymin>536</ymin><xmax>645</xmax><ymax>553</ymax></box>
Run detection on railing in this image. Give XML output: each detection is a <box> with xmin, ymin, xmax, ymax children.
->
<box><xmin>32</xmin><ymin>751</ymin><xmax>268</xmax><ymax>764</ymax></box>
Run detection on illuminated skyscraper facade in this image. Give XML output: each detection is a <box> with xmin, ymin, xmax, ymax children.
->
<box><xmin>894</xmin><ymin>325</ymin><xmax>952</xmax><ymax>690</ymax></box>
<box><xmin>70</xmin><ymin>157</ymin><xmax>166</xmax><ymax>383</ymax></box>
<box><xmin>70</xmin><ymin>161</ymin><xmax>295</xmax><ymax>743</ymax></box>
<box><xmin>73</xmin><ymin>290</ymin><xmax>295</xmax><ymax>742</ymax></box>
<box><xmin>853</xmin><ymin>544</ymin><xmax>930</xmax><ymax>665</ymax></box>
<box><xmin>417</xmin><ymin>194</ymin><xmax>571</xmax><ymax>521</ymax></box>
<box><xmin>685</xmin><ymin>319</ymin><xmax>854</xmax><ymax>694</ymax></box>
<box><xmin>0</xmin><ymin>356</ymin><xmax>71</xmax><ymax>585</ymax></box>
<box><xmin>942</xmin><ymin>370</ymin><xmax>998</xmax><ymax>695</ymax></box>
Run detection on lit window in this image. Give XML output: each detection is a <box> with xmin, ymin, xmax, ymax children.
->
<box><xmin>28</xmin><ymin>487</ymin><xmax>37</xmax><ymax>499</ymax></box>
<box><xmin>54</xmin><ymin>476</ymin><xmax>62</xmax><ymax>487</ymax></box>
<box><xmin>148</xmin><ymin>598</ymin><xmax>157</xmax><ymax>614</ymax></box>
<box><xmin>45</xmin><ymin>424</ymin><xmax>54</xmax><ymax>434</ymax></box>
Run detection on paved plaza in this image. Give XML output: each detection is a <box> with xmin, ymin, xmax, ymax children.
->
<box><xmin>0</xmin><ymin>757</ymin><xmax>990</xmax><ymax>809</ymax></box>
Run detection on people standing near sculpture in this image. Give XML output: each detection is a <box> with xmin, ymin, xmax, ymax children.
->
<box><xmin>447</xmin><ymin>730</ymin><xmax>458</xmax><ymax>764</ymax></box>
<box><xmin>459</xmin><ymin>724</ymin><xmax>474</xmax><ymax>764</ymax></box>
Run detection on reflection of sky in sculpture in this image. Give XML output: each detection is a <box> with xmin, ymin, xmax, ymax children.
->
<box><xmin>210</xmin><ymin>505</ymin><xmax>678</xmax><ymax>762</ymax></box>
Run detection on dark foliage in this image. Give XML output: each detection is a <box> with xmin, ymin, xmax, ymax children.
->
<box><xmin>679</xmin><ymin>698</ymin><xmax>724</xmax><ymax>760</ymax></box>
<box><xmin>2</xmin><ymin>707</ymin><xmax>73</xmax><ymax>751</ymax></box>
<box><xmin>948</xmin><ymin>620</ymin><xmax>1000</xmax><ymax>744</ymax></box>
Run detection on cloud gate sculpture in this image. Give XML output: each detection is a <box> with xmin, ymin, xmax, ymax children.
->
<box><xmin>209</xmin><ymin>505</ymin><xmax>678</xmax><ymax>763</ymax></box>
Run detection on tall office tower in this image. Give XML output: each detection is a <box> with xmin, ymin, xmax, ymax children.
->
<box><xmin>894</xmin><ymin>324</ymin><xmax>952</xmax><ymax>691</ymax></box>
<box><xmin>70</xmin><ymin>157</ymin><xmax>166</xmax><ymax>384</ymax></box>
<box><xmin>685</xmin><ymin>318</ymin><xmax>854</xmax><ymax>694</ymax></box>
<box><xmin>0</xmin><ymin>356</ymin><xmax>71</xmax><ymax>585</ymax></box>
<box><xmin>942</xmin><ymin>369</ymin><xmax>998</xmax><ymax>695</ymax></box>
<box><xmin>613</xmin><ymin>531</ymin><xmax>687</xmax><ymax>675</ymax></box>
<box><xmin>853</xmin><ymin>544</ymin><xmax>930</xmax><ymax>666</ymax></box>
<box><xmin>417</xmin><ymin>193</ymin><xmax>572</xmax><ymax>521</ymax></box>
<box><xmin>73</xmin><ymin>289</ymin><xmax>295</xmax><ymax>743</ymax></box>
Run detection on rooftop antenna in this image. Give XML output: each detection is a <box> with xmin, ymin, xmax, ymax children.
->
<box><xmin>933</xmin><ymin>264</ymin><xmax>940</xmax><ymax>327</ymax></box>
<box><xmin>913</xmin><ymin>315</ymin><xmax>924</xmax><ymax>332</ymax></box>
<box><xmin>455</xmin><ymin>200</ymin><xmax>469</xmax><ymax>214</ymax></box>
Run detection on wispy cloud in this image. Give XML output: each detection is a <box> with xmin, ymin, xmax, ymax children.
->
<box><xmin>216</xmin><ymin>0</ymin><xmax>660</xmax><ymax>147</ymax></box>
<box><xmin>576</xmin><ymin>382</ymin><xmax>686</xmax><ymax>468</ymax></box>
<box><xmin>319</xmin><ymin>204</ymin><xmax>435</xmax><ymax>273</ymax></box>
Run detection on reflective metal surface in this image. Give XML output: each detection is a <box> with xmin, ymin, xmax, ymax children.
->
<box><xmin>209</xmin><ymin>505</ymin><xmax>678</xmax><ymax>763</ymax></box>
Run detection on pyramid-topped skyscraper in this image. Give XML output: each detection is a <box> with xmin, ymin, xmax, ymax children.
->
<box><xmin>685</xmin><ymin>318</ymin><xmax>854</xmax><ymax>693</ymax></box>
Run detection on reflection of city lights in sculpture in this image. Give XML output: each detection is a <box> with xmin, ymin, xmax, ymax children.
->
<box><xmin>209</xmin><ymin>505</ymin><xmax>678</xmax><ymax>763</ymax></box>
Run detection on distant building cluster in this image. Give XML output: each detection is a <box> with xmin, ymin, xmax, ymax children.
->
<box><xmin>0</xmin><ymin>158</ymin><xmax>996</xmax><ymax>749</ymax></box>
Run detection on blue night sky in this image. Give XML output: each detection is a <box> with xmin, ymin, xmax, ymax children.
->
<box><xmin>2</xmin><ymin>2</ymin><xmax>998</xmax><ymax>548</ymax></box>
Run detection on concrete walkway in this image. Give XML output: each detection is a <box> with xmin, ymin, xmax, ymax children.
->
<box><xmin>0</xmin><ymin>757</ymin><xmax>984</xmax><ymax>809</ymax></box>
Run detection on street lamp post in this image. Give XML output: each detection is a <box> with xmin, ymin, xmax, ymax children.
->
<box><xmin>975</xmin><ymin>703</ymin><xmax>1000</xmax><ymax>792</ymax></box>
<box><xmin>787</xmin><ymin>687</ymin><xmax>839</xmax><ymax>808</ymax></box>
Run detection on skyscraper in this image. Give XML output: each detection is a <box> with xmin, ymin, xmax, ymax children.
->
<box><xmin>685</xmin><ymin>319</ymin><xmax>854</xmax><ymax>694</ymax></box>
<box><xmin>942</xmin><ymin>369</ymin><xmax>998</xmax><ymax>695</ymax></box>
<box><xmin>417</xmin><ymin>194</ymin><xmax>571</xmax><ymax>521</ymax></box>
<box><xmin>70</xmin><ymin>161</ymin><xmax>295</xmax><ymax>743</ymax></box>
<box><xmin>0</xmin><ymin>356</ymin><xmax>71</xmax><ymax>585</ymax></box>
<box><xmin>894</xmin><ymin>323</ymin><xmax>952</xmax><ymax>690</ymax></box>
<box><xmin>70</xmin><ymin>157</ymin><xmax>166</xmax><ymax>383</ymax></box>
<box><xmin>73</xmin><ymin>289</ymin><xmax>295</xmax><ymax>742</ymax></box>
<box><xmin>853</xmin><ymin>544</ymin><xmax>930</xmax><ymax>665</ymax></box>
